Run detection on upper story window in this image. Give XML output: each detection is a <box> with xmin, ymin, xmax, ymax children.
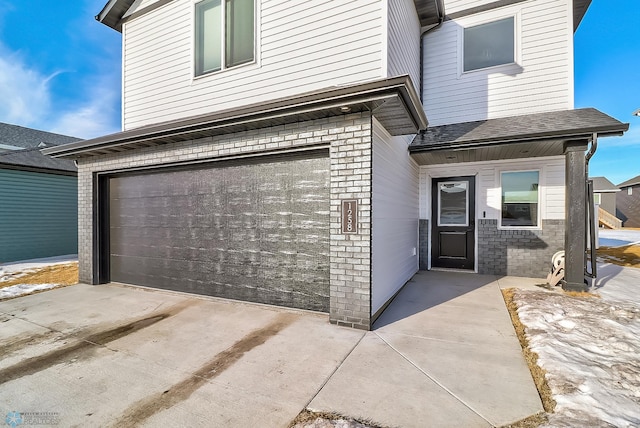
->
<box><xmin>501</xmin><ymin>171</ymin><xmax>539</xmax><ymax>228</ymax></box>
<box><xmin>463</xmin><ymin>17</ymin><xmax>514</xmax><ymax>72</ymax></box>
<box><xmin>195</xmin><ymin>0</ymin><xmax>255</xmax><ymax>76</ymax></box>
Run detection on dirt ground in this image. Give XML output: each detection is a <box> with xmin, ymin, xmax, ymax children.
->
<box><xmin>0</xmin><ymin>263</ymin><xmax>78</xmax><ymax>289</ymax></box>
<box><xmin>597</xmin><ymin>245</ymin><xmax>640</xmax><ymax>268</ymax></box>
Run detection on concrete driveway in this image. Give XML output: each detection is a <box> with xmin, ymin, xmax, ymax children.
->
<box><xmin>0</xmin><ymin>274</ymin><xmax>542</xmax><ymax>428</ymax></box>
<box><xmin>0</xmin><ymin>284</ymin><xmax>363</xmax><ymax>427</ymax></box>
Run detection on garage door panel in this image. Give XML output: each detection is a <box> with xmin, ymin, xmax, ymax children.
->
<box><xmin>111</xmin><ymin>254</ymin><xmax>325</xmax><ymax>311</ymax></box>
<box><xmin>109</xmin><ymin>155</ymin><xmax>330</xmax><ymax>312</ymax></box>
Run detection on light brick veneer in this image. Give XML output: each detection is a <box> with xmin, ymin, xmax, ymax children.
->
<box><xmin>77</xmin><ymin>112</ymin><xmax>373</xmax><ymax>329</ymax></box>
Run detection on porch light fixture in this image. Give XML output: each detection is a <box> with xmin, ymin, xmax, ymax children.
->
<box><xmin>340</xmin><ymin>106</ymin><xmax>351</xmax><ymax>113</ymax></box>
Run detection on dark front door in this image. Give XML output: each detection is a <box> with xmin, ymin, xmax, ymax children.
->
<box><xmin>431</xmin><ymin>176</ymin><xmax>475</xmax><ymax>270</ymax></box>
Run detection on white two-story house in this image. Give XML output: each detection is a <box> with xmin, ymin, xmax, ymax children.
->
<box><xmin>45</xmin><ymin>0</ymin><xmax>627</xmax><ymax>329</ymax></box>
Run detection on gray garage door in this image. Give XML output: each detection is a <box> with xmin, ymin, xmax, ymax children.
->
<box><xmin>109</xmin><ymin>153</ymin><xmax>330</xmax><ymax>312</ymax></box>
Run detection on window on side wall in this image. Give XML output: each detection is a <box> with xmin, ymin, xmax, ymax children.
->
<box><xmin>463</xmin><ymin>17</ymin><xmax>514</xmax><ymax>72</ymax></box>
<box><xmin>501</xmin><ymin>171</ymin><xmax>539</xmax><ymax>228</ymax></box>
<box><xmin>195</xmin><ymin>0</ymin><xmax>255</xmax><ymax>76</ymax></box>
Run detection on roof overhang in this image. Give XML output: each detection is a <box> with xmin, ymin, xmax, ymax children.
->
<box><xmin>96</xmin><ymin>0</ymin><xmax>134</xmax><ymax>31</ymax></box>
<box><xmin>98</xmin><ymin>0</ymin><xmax>589</xmax><ymax>33</ymax></box>
<box><xmin>409</xmin><ymin>108</ymin><xmax>628</xmax><ymax>165</ymax></box>
<box><xmin>414</xmin><ymin>0</ymin><xmax>445</xmax><ymax>27</ymax></box>
<box><xmin>573</xmin><ymin>0</ymin><xmax>593</xmax><ymax>31</ymax></box>
<box><xmin>43</xmin><ymin>76</ymin><xmax>427</xmax><ymax>159</ymax></box>
<box><xmin>617</xmin><ymin>177</ymin><xmax>640</xmax><ymax>188</ymax></box>
<box><xmin>0</xmin><ymin>162</ymin><xmax>77</xmax><ymax>177</ymax></box>
<box><xmin>98</xmin><ymin>0</ymin><xmax>446</xmax><ymax>31</ymax></box>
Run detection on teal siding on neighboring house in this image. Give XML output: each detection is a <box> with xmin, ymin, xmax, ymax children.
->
<box><xmin>0</xmin><ymin>168</ymin><xmax>78</xmax><ymax>263</ymax></box>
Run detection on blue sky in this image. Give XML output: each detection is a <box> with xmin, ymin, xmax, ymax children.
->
<box><xmin>0</xmin><ymin>0</ymin><xmax>637</xmax><ymax>183</ymax></box>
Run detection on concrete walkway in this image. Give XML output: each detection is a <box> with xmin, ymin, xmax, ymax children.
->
<box><xmin>0</xmin><ymin>271</ymin><xmax>543</xmax><ymax>427</ymax></box>
<box><xmin>309</xmin><ymin>271</ymin><xmax>544</xmax><ymax>427</ymax></box>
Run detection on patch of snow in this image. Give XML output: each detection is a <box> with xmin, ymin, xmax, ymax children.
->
<box><xmin>514</xmin><ymin>262</ymin><xmax>640</xmax><ymax>427</ymax></box>
<box><xmin>0</xmin><ymin>254</ymin><xmax>78</xmax><ymax>275</ymax></box>
<box><xmin>0</xmin><ymin>255</ymin><xmax>78</xmax><ymax>283</ymax></box>
<box><xmin>0</xmin><ymin>283</ymin><xmax>61</xmax><ymax>300</ymax></box>
<box><xmin>598</xmin><ymin>229</ymin><xmax>640</xmax><ymax>248</ymax></box>
<box><xmin>595</xmin><ymin>262</ymin><xmax>640</xmax><ymax>306</ymax></box>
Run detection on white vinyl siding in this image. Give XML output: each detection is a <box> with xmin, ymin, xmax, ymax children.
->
<box><xmin>372</xmin><ymin>119</ymin><xmax>419</xmax><ymax>315</ymax></box>
<box><xmin>419</xmin><ymin>157</ymin><xmax>565</xmax><ymax>222</ymax></box>
<box><xmin>387</xmin><ymin>0</ymin><xmax>421</xmax><ymax>93</ymax></box>
<box><xmin>423</xmin><ymin>0</ymin><xmax>573</xmax><ymax>126</ymax></box>
<box><xmin>122</xmin><ymin>0</ymin><xmax>384</xmax><ymax>130</ymax></box>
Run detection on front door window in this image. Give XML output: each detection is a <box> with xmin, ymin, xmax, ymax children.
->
<box><xmin>431</xmin><ymin>177</ymin><xmax>475</xmax><ymax>270</ymax></box>
<box><xmin>438</xmin><ymin>181</ymin><xmax>468</xmax><ymax>226</ymax></box>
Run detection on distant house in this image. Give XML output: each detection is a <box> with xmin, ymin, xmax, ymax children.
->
<box><xmin>616</xmin><ymin>175</ymin><xmax>640</xmax><ymax>228</ymax></box>
<box><xmin>591</xmin><ymin>177</ymin><xmax>619</xmax><ymax>216</ymax></box>
<box><xmin>0</xmin><ymin>123</ymin><xmax>79</xmax><ymax>263</ymax></box>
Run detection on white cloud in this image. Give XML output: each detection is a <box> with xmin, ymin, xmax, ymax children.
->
<box><xmin>49</xmin><ymin>77</ymin><xmax>121</xmax><ymax>139</ymax></box>
<box><xmin>0</xmin><ymin>42</ymin><xmax>120</xmax><ymax>140</ymax></box>
<box><xmin>599</xmin><ymin>124</ymin><xmax>640</xmax><ymax>148</ymax></box>
<box><xmin>0</xmin><ymin>48</ymin><xmax>52</xmax><ymax>126</ymax></box>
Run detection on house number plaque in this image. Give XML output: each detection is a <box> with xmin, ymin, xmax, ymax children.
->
<box><xmin>341</xmin><ymin>199</ymin><xmax>358</xmax><ymax>234</ymax></box>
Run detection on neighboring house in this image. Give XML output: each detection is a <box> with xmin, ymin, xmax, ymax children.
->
<box><xmin>0</xmin><ymin>123</ymin><xmax>79</xmax><ymax>263</ymax></box>
<box><xmin>44</xmin><ymin>0</ymin><xmax>628</xmax><ymax>329</ymax></box>
<box><xmin>591</xmin><ymin>176</ymin><xmax>622</xmax><ymax>229</ymax></box>
<box><xmin>591</xmin><ymin>177</ymin><xmax>619</xmax><ymax>216</ymax></box>
<box><xmin>616</xmin><ymin>175</ymin><xmax>640</xmax><ymax>227</ymax></box>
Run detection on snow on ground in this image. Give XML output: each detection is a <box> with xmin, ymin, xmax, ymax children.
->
<box><xmin>596</xmin><ymin>262</ymin><xmax>640</xmax><ymax>306</ymax></box>
<box><xmin>598</xmin><ymin>229</ymin><xmax>640</xmax><ymax>248</ymax></box>
<box><xmin>514</xmin><ymin>262</ymin><xmax>640</xmax><ymax>427</ymax></box>
<box><xmin>0</xmin><ymin>254</ymin><xmax>77</xmax><ymax>283</ymax></box>
<box><xmin>0</xmin><ymin>255</ymin><xmax>78</xmax><ymax>300</ymax></box>
<box><xmin>0</xmin><ymin>283</ymin><xmax>60</xmax><ymax>299</ymax></box>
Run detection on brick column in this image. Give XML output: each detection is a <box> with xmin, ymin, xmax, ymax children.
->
<box><xmin>329</xmin><ymin>112</ymin><xmax>372</xmax><ymax>330</ymax></box>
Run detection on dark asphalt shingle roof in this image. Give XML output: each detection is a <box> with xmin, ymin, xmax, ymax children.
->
<box><xmin>410</xmin><ymin>108</ymin><xmax>628</xmax><ymax>152</ymax></box>
<box><xmin>0</xmin><ymin>122</ymin><xmax>80</xmax><ymax>150</ymax></box>
<box><xmin>618</xmin><ymin>175</ymin><xmax>640</xmax><ymax>188</ymax></box>
<box><xmin>0</xmin><ymin>147</ymin><xmax>77</xmax><ymax>173</ymax></box>
<box><xmin>0</xmin><ymin>122</ymin><xmax>80</xmax><ymax>172</ymax></box>
<box><xmin>590</xmin><ymin>177</ymin><xmax>619</xmax><ymax>192</ymax></box>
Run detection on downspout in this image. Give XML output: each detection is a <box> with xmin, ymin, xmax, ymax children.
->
<box><xmin>585</xmin><ymin>133</ymin><xmax>598</xmax><ymax>280</ymax></box>
<box><xmin>419</xmin><ymin>0</ymin><xmax>445</xmax><ymax>103</ymax></box>
<box><xmin>418</xmin><ymin>1</ymin><xmax>444</xmax><ymax>272</ymax></box>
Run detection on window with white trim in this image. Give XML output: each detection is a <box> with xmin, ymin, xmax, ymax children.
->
<box><xmin>195</xmin><ymin>0</ymin><xmax>255</xmax><ymax>76</ymax></box>
<box><xmin>501</xmin><ymin>171</ymin><xmax>539</xmax><ymax>227</ymax></box>
<box><xmin>463</xmin><ymin>17</ymin><xmax>515</xmax><ymax>72</ymax></box>
<box><xmin>593</xmin><ymin>193</ymin><xmax>602</xmax><ymax>205</ymax></box>
<box><xmin>629</xmin><ymin>187</ymin><xmax>633</xmax><ymax>196</ymax></box>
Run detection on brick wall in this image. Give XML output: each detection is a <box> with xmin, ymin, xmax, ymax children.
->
<box><xmin>419</xmin><ymin>219</ymin><xmax>429</xmax><ymax>270</ymax></box>
<box><xmin>329</xmin><ymin>115</ymin><xmax>372</xmax><ymax>330</ymax></box>
<box><xmin>77</xmin><ymin>112</ymin><xmax>373</xmax><ymax>328</ymax></box>
<box><xmin>477</xmin><ymin>219</ymin><xmax>565</xmax><ymax>278</ymax></box>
